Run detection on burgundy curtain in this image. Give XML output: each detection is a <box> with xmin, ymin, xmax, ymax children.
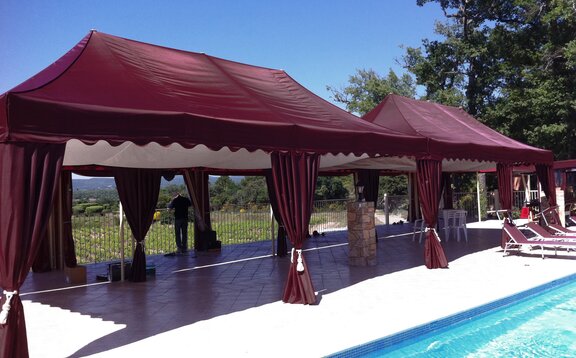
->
<box><xmin>270</xmin><ymin>151</ymin><xmax>319</xmax><ymax>304</ymax></box>
<box><xmin>442</xmin><ymin>173</ymin><xmax>454</xmax><ymax>209</ymax></box>
<box><xmin>0</xmin><ymin>142</ymin><xmax>65</xmax><ymax>358</ymax></box>
<box><xmin>497</xmin><ymin>163</ymin><xmax>513</xmax><ymax>211</ymax></box>
<box><xmin>31</xmin><ymin>227</ymin><xmax>52</xmax><ymax>273</ymax></box>
<box><xmin>183</xmin><ymin>170</ymin><xmax>213</xmax><ymax>250</ymax></box>
<box><xmin>536</xmin><ymin>164</ymin><xmax>557</xmax><ymax>207</ymax></box>
<box><xmin>61</xmin><ymin>172</ymin><xmax>77</xmax><ymax>267</ymax></box>
<box><xmin>265</xmin><ymin>170</ymin><xmax>288</xmax><ymax>257</ymax></box>
<box><xmin>32</xmin><ymin>171</ymin><xmax>77</xmax><ymax>272</ymax></box>
<box><xmin>416</xmin><ymin>158</ymin><xmax>448</xmax><ymax>269</ymax></box>
<box><xmin>357</xmin><ymin>169</ymin><xmax>380</xmax><ymax>206</ymax></box>
<box><xmin>408</xmin><ymin>173</ymin><xmax>419</xmax><ymax>222</ymax></box>
<box><xmin>114</xmin><ymin>169</ymin><xmax>161</xmax><ymax>282</ymax></box>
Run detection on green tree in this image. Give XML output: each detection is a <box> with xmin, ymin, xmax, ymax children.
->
<box><xmin>406</xmin><ymin>0</ymin><xmax>576</xmax><ymax>158</ymax></box>
<box><xmin>379</xmin><ymin>175</ymin><xmax>408</xmax><ymax>196</ymax></box>
<box><xmin>210</xmin><ymin>176</ymin><xmax>239</xmax><ymax>209</ymax></box>
<box><xmin>405</xmin><ymin>0</ymin><xmax>512</xmax><ymax>115</ymax></box>
<box><xmin>328</xmin><ymin>68</ymin><xmax>414</xmax><ymax>198</ymax></box>
<box><xmin>327</xmin><ymin>68</ymin><xmax>416</xmax><ymax>115</ymax></box>
<box><xmin>315</xmin><ymin>176</ymin><xmax>349</xmax><ymax>200</ymax></box>
<box><xmin>482</xmin><ymin>0</ymin><xmax>576</xmax><ymax>159</ymax></box>
<box><xmin>236</xmin><ymin>176</ymin><xmax>269</xmax><ymax>205</ymax></box>
<box><xmin>73</xmin><ymin>189</ymin><xmax>119</xmax><ymax>213</ymax></box>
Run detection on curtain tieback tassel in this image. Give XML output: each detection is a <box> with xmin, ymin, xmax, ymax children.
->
<box><xmin>296</xmin><ymin>249</ymin><xmax>304</xmax><ymax>272</ymax></box>
<box><xmin>0</xmin><ymin>290</ymin><xmax>18</xmax><ymax>325</ymax></box>
<box><xmin>425</xmin><ymin>227</ymin><xmax>441</xmax><ymax>242</ymax></box>
<box><xmin>290</xmin><ymin>248</ymin><xmax>305</xmax><ymax>272</ymax></box>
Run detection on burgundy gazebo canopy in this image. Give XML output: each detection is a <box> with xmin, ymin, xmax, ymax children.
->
<box><xmin>324</xmin><ymin>94</ymin><xmax>555</xmax><ymax>271</ymax></box>
<box><xmin>0</xmin><ymin>31</ymin><xmax>557</xmax><ymax>357</ymax></box>
<box><xmin>363</xmin><ymin>94</ymin><xmax>552</xmax><ymax>166</ymax></box>
<box><xmin>358</xmin><ymin>94</ymin><xmax>555</xmax><ymax>206</ymax></box>
<box><xmin>327</xmin><ymin>93</ymin><xmax>553</xmax><ymax>173</ymax></box>
<box><xmin>0</xmin><ymin>31</ymin><xmax>438</xmax><ymax>357</ymax></box>
<box><xmin>0</xmin><ymin>33</ymin><xmax>428</xmax><ymax>160</ymax></box>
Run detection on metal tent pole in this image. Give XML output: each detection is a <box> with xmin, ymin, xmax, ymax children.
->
<box><xmin>477</xmin><ymin>173</ymin><xmax>482</xmax><ymax>222</ymax></box>
<box><xmin>270</xmin><ymin>204</ymin><xmax>276</xmax><ymax>256</ymax></box>
<box><xmin>119</xmin><ymin>201</ymin><xmax>125</xmax><ymax>281</ymax></box>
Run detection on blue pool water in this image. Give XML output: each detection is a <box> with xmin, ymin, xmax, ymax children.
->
<box><xmin>330</xmin><ymin>274</ymin><xmax>576</xmax><ymax>357</ymax></box>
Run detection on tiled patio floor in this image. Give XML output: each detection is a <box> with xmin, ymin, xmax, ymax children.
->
<box><xmin>20</xmin><ymin>222</ymin><xmax>576</xmax><ymax>357</ymax></box>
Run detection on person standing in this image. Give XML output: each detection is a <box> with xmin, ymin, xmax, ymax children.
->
<box><xmin>168</xmin><ymin>191</ymin><xmax>192</xmax><ymax>254</ymax></box>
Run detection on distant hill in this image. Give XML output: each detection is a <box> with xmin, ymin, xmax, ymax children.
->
<box><xmin>72</xmin><ymin>175</ymin><xmax>243</xmax><ymax>191</ymax></box>
<box><xmin>72</xmin><ymin>177</ymin><xmax>116</xmax><ymax>191</ymax></box>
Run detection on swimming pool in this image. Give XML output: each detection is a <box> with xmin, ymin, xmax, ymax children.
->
<box><xmin>329</xmin><ymin>273</ymin><xmax>576</xmax><ymax>357</ymax></box>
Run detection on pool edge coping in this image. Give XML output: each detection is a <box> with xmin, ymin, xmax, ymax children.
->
<box><xmin>326</xmin><ymin>272</ymin><xmax>576</xmax><ymax>357</ymax></box>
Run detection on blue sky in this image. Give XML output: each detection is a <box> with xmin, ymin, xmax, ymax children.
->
<box><xmin>0</xmin><ymin>1</ymin><xmax>444</xmax><ymax>104</ymax></box>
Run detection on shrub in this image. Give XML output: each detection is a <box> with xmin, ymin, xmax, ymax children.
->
<box><xmin>458</xmin><ymin>194</ymin><xmax>475</xmax><ymax>210</ymax></box>
<box><xmin>333</xmin><ymin>203</ymin><xmax>342</xmax><ymax>211</ymax></box>
<box><xmin>85</xmin><ymin>205</ymin><xmax>105</xmax><ymax>215</ymax></box>
<box><xmin>72</xmin><ymin>205</ymin><xmax>86</xmax><ymax>215</ymax></box>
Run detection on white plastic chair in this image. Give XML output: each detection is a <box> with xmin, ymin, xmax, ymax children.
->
<box><xmin>412</xmin><ymin>217</ymin><xmax>426</xmax><ymax>243</ymax></box>
<box><xmin>443</xmin><ymin>210</ymin><xmax>456</xmax><ymax>241</ymax></box>
<box><xmin>452</xmin><ymin>210</ymin><xmax>468</xmax><ymax>242</ymax></box>
<box><xmin>443</xmin><ymin>210</ymin><xmax>468</xmax><ymax>242</ymax></box>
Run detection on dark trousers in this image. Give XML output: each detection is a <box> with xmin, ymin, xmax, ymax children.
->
<box><xmin>174</xmin><ymin>218</ymin><xmax>188</xmax><ymax>252</ymax></box>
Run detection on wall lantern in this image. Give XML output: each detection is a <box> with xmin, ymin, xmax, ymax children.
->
<box><xmin>356</xmin><ymin>181</ymin><xmax>365</xmax><ymax>202</ymax></box>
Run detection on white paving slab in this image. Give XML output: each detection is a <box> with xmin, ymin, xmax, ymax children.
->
<box><xmin>31</xmin><ymin>246</ymin><xmax>571</xmax><ymax>358</ymax></box>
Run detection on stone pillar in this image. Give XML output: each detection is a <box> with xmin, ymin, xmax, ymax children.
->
<box><xmin>347</xmin><ymin>201</ymin><xmax>377</xmax><ymax>266</ymax></box>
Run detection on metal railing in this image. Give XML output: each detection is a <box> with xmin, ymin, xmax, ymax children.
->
<box><xmin>309</xmin><ymin>199</ymin><xmax>349</xmax><ymax>233</ymax></box>
<box><xmin>378</xmin><ymin>190</ymin><xmax>540</xmax><ymax>224</ymax></box>
<box><xmin>377</xmin><ymin>194</ymin><xmax>409</xmax><ymax>224</ymax></box>
<box><xmin>210</xmin><ymin>205</ymin><xmax>272</xmax><ymax>245</ymax></box>
<box><xmin>71</xmin><ymin>190</ymin><xmax>542</xmax><ymax>264</ymax></box>
<box><xmin>72</xmin><ymin>213</ymin><xmax>124</xmax><ymax>263</ymax></box>
<box><xmin>486</xmin><ymin>190</ymin><xmax>539</xmax><ymax>212</ymax></box>
<box><xmin>453</xmin><ymin>192</ymin><xmax>479</xmax><ymax>221</ymax></box>
<box><xmin>72</xmin><ymin>199</ymin><xmax>351</xmax><ymax>264</ymax></box>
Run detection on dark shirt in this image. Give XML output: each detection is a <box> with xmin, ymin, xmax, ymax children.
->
<box><xmin>168</xmin><ymin>195</ymin><xmax>192</xmax><ymax>220</ymax></box>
